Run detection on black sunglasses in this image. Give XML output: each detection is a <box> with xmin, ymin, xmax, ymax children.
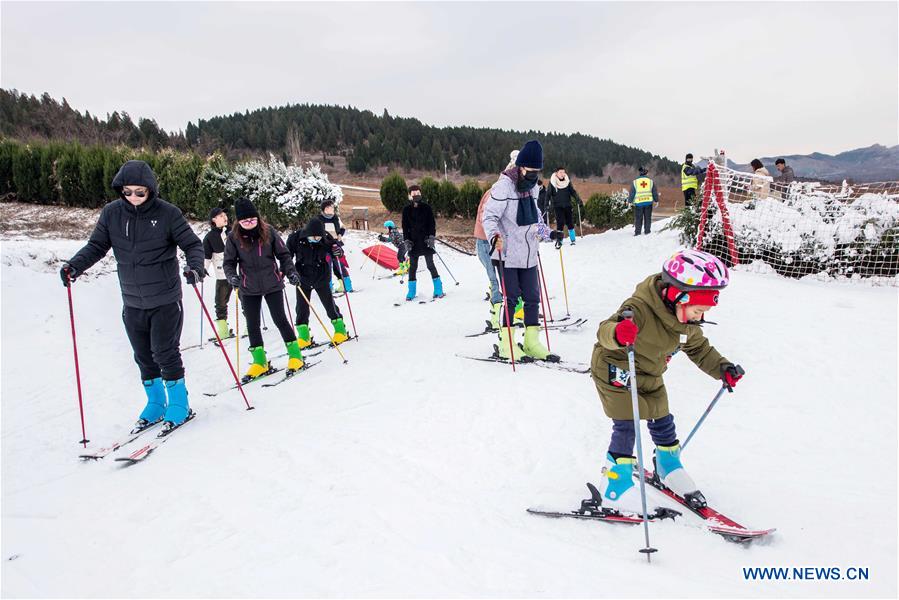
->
<box><xmin>122</xmin><ymin>189</ymin><xmax>148</xmax><ymax>198</ymax></box>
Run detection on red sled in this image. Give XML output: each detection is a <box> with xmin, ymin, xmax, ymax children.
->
<box><xmin>362</xmin><ymin>244</ymin><xmax>399</xmax><ymax>270</ymax></box>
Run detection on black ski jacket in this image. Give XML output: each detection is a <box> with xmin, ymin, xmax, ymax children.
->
<box><xmin>67</xmin><ymin>160</ymin><xmax>204</xmax><ymax>309</ymax></box>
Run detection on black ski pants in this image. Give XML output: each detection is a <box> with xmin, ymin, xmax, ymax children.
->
<box><xmin>123</xmin><ymin>301</ymin><xmax>184</xmax><ymax>381</ymax></box>
<box><xmin>214</xmin><ymin>279</ymin><xmax>233</xmax><ymax>321</ymax></box>
<box><xmin>683</xmin><ymin>188</ymin><xmax>696</xmax><ymax>207</ymax></box>
<box><xmin>554</xmin><ymin>206</ymin><xmax>574</xmax><ymax>231</ymax></box>
<box><xmin>498</xmin><ymin>265</ymin><xmax>540</xmax><ymax>327</ymax></box>
<box><xmin>408</xmin><ymin>252</ymin><xmax>439</xmax><ymax>282</ymax></box>
<box><xmin>240</xmin><ymin>291</ymin><xmax>296</xmax><ymax>348</ymax></box>
<box><xmin>295</xmin><ymin>283</ymin><xmax>342</xmax><ymax>325</ymax></box>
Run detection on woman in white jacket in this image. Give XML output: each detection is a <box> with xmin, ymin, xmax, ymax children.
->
<box><xmin>482</xmin><ymin>140</ymin><xmax>564</xmax><ymax>362</ymax></box>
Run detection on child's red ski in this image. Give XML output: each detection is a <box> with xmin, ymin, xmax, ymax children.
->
<box><xmin>636</xmin><ymin>468</ymin><xmax>775</xmax><ymax>543</ymax></box>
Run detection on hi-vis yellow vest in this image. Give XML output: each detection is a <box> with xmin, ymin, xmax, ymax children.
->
<box><xmin>633</xmin><ymin>176</ymin><xmax>654</xmax><ymax>205</ymax></box>
<box><xmin>681</xmin><ymin>164</ymin><xmax>698</xmax><ymax>191</ymax></box>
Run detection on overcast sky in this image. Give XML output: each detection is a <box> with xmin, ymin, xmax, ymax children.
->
<box><xmin>2</xmin><ymin>1</ymin><xmax>896</xmax><ymax>163</ymax></box>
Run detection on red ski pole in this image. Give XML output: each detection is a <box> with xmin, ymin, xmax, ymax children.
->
<box><xmin>188</xmin><ymin>275</ymin><xmax>253</xmax><ymax>411</ymax></box>
<box><xmin>495</xmin><ymin>241</ymin><xmax>516</xmax><ymax>372</ymax></box>
<box><xmin>65</xmin><ymin>275</ymin><xmax>89</xmax><ymax>446</ymax></box>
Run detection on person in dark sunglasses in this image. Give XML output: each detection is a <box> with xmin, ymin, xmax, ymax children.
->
<box><xmin>60</xmin><ymin>160</ymin><xmax>206</xmax><ymax>436</ymax></box>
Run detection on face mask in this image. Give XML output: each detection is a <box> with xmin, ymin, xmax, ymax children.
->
<box><xmin>410</xmin><ymin>195</ymin><xmax>421</xmax><ymax>203</ymax></box>
<box><xmin>517</xmin><ymin>170</ymin><xmax>540</xmax><ymax>192</ymax></box>
<box><xmin>308</xmin><ymin>237</ymin><xmax>321</xmax><ymax>243</ymax></box>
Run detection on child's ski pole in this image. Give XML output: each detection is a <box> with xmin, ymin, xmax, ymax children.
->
<box><xmin>622</xmin><ymin>309</ymin><xmax>657</xmax><ymax>563</ymax></box>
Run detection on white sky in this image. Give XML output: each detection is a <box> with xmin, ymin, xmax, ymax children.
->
<box><xmin>2</xmin><ymin>1</ymin><xmax>896</xmax><ymax>163</ymax></box>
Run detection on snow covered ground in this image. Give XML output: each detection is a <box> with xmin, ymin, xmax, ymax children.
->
<box><xmin>1</xmin><ymin>222</ymin><xmax>896</xmax><ymax>598</ymax></box>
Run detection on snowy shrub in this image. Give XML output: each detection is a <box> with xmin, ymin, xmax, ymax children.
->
<box><xmin>671</xmin><ymin>188</ymin><xmax>899</xmax><ymax>280</ymax></box>
<box><xmin>214</xmin><ymin>155</ymin><xmax>343</xmax><ymax>227</ymax></box>
<box><xmin>583</xmin><ymin>189</ymin><xmax>632</xmax><ymax>229</ymax></box>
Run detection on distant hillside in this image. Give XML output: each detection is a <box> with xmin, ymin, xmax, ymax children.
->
<box><xmin>728</xmin><ymin>144</ymin><xmax>899</xmax><ymax>183</ymax></box>
<box><xmin>0</xmin><ymin>88</ymin><xmax>677</xmax><ymax>179</ymax></box>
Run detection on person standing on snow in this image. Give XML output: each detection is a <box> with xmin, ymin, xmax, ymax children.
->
<box><xmin>482</xmin><ymin>140</ymin><xmax>565</xmax><ymax>361</ymax></box>
<box><xmin>60</xmin><ymin>159</ymin><xmax>205</xmax><ymax>435</ymax></box>
<box><xmin>203</xmin><ymin>207</ymin><xmax>234</xmax><ymax>340</ymax></box>
<box><xmin>223</xmin><ymin>198</ymin><xmax>304</xmax><ymax>380</ymax></box>
<box><xmin>629</xmin><ymin>166</ymin><xmax>659</xmax><ymax>236</ymax></box>
<box><xmin>681</xmin><ymin>153</ymin><xmax>706</xmax><ymax>207</ymax></box>
<box><xmin>547</xmin><ymin>166</ymin><xmax>584</xmax><ymax>247</ymax></box>
<box><xmin>286</xmin><ymin>218</ymin><xmax>350</xmax><ymax>348</ymax></box>
<box><xmin>401</xmin><ymin>185</ymin><xmax>443</xmax><ymax>301</ymax></box>
<box><xmin>591</xmin><ymin>249</ymin><xmax>744</xmax><ymax>514</ymax></box>
<box><xmin>378</xmin><ymin>220</ymin><xmax>408</xmax><ymax>276</ymax></box>
<box><xmin>317</xmin><ymin>199</ymin><xmax>353</xmax><ymax>293</ymax></box>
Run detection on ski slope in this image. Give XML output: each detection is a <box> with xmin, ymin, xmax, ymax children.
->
<box><xmin>2</xmin><ymin>222</ymin><xmax>896</xmax><ymax>597</ymax></box>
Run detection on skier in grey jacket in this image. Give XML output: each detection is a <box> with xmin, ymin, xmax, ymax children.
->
<box><xmin>482</xmin><ymin>139</ymin><xmax>564</xmax><ymax>362</ymax></box>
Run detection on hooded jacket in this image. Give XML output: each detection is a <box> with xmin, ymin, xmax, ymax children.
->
<box><xmin>67</xmin><ymin>160</ymin><xmax>204</xmax><ymax>309</ymax></box>
<box><xmin>482</xmin><ymin>169</ymin><xmax>544</xmax><ymax>269</ymax></box>
<box><xmin>590</xmin><ymin>274</ymin><xmax>729</xmax><ymax>420</ymax></box>
<box><xmin>223</xmin><ymin>223</ymin><xmax>296</xmax><ymax>296</ymax></box>
<box><xmin>286</xmin><ymin>219</ymin><xmax>335</xmax><ymax>288</ymax></box>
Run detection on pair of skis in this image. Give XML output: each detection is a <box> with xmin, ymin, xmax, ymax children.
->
<box><xmin>529</xmin><ymin>473</ymin><xmax>774</xmax><ymax>543</ymax></box>
<box><xmin>456</xmin><ymin>345</ymin><xmax>591</xmax><ymax>374</ymax></box>
<box><xmin>79</xmin><ymin>412</ymin><xmax>197</xmax><ymax>464</ymax></box>
<box><xmin>465</xmin><ymin>316</ymin><xmax>588</xmax><ymax>338</ymax></box>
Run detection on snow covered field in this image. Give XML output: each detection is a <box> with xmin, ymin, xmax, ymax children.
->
<box><xmin>1</xmin><ymin>222</ymin><xmax>896</xmax><ymax>598</ymax></box>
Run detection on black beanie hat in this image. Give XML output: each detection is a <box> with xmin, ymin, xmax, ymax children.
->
<box><xmin>302</xmin><ymin>218</ymin><xmax>327</xmax><ymax>238</ymax></box>
<box><xmin>234</xmin><ymin>197</ymin><xmax>258</xmax><ymax>221</ymax></box>
<box><xmin>515</xmin><ymin>140</ymin><xmax>544</xmax><ymax>169</ymax></box>
<box><xmin>208</xmin><ymin>207</ymin><xmax>225</xmax><ymax>224</ymax></box>
<box><xmin>686</xmin><ymin>153</ymin><xmax>694</xmax><ymax>160</ymax></box>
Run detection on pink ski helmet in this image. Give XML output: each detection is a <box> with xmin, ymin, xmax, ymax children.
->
<box><xmin>662</xmin><ymin>249</ymin><xmax>729</xmax><ymax>292</ymax></box>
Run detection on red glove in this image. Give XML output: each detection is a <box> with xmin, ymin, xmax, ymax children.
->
<box><xmin>721</xmin><ymin>363</ymin><xmax>744</xmax><ymax>390</ymax></box>
<box><xmin>614</xmin><ymin>319</ymin><xmax>639</xmax><ymax>346</ymax></box>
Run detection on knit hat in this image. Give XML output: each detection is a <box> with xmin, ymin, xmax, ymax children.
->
<box><xmin>515</xmin><ymin>140</ymin><xmax>544</xmax><ymax>169</ymax></box>
<box><xmin>665</xmin><ymin>285</ymin><xmax>720</xmax><ymax>307</ymax></box>
<box><xmin>234</xmin><ymin>197</ymin><xmax>258</xmax><ymax>221</ymax></box>
<box><xmin>686</xmin><ymin>153</ymin><xmax>694</xmax><ymax>160</ymax></box>
<box><xmin>302</xmin><ymin>218</ymin><xmax>326</xmax><ymax>238</ymax></box>
<box><xmin>208</xmin><ymin>207</ymin><xmax>225</xmax><ymax>224</ymax></box>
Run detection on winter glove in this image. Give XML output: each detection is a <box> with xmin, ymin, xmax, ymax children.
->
<box><xmin>491</xmin><ymin>234</ymin><xmax>504</xmax><ymax>253</ymax></box>
<box><xmin>536</xmin><ymin>222</ymin><xmax>552</xmax><ymax>241</ymax></box>
<box><xmin>614</xmin><ymin>318</ymin><xmax>639</xmax><ymax>346</ymax></box>
<box><xmin>377</xmin><ymin>234</ymin><xmax>388</xmax><ymax>243</ymax></box>
<box><xmin>404</xmin><ymin>240</ymin><xmax>414</xmax><ymax>254</ymax></box>
<box><xmin>549</xmin><ymin>229</ymin><xmax>566</xmax><ymax>241</ymax></box>
<box><xmin>60</xmin><ymin>263</ymin><xmax>79</xmax><ymax>287</ymax></box>
<box><xmin>331</xmin><ymin>244</ymin><xmax>344</xmax><ymax>258</ymax></box>
<box><xmin>720</xmin><ymin>363</ymin><xmax>745</xmax><ymax>391</ymax></box>
<box><xmin>287</xmin><ymin>271</ymin><xmax>301</xmax><ymax>286</ymax></box>
<box><xmin>183</xmin><ymin>267</ymin><xmax>206</xmax><ymax>286</ymax></box>
<box><xmin>228</xmin><ymin>275</ymin><xmax>241</xmax><ymax>288</ymax></box>
<box><xmin>426</xmin><ymin>235</ymin><xmax>436</xmax><ymax>250</ymax></box>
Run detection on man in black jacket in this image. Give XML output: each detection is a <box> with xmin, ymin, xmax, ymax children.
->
<box><xmin>401</xmin><ymin>185</ymin><xmax>443</xmax><ymax>301</ymax></box>
<box><xmin>61</xmin><ymin>160</ymin><xmax>205</xmax><ymax>434</ymax></box>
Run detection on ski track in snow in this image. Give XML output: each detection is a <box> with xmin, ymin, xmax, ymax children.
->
<box><xmin>1</xmin><ymin>225</ymin><xmax>896</xmax><ymax>597</ymax></box>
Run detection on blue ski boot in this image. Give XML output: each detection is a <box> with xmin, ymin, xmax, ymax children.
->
<box><xmin>161</xmin><ymin>378</ymin><xmax>191</xmax><ymax>430</ymax></box>
<box><xmin>597</xmin><ymin>453</ymin><xmax>644</xmax><ymax>514</ymax></box>
<box><xmin>433</xmin><ymin>276</ymin><xmax>445</xmax><ymax>298</ymax></box>
<box><xmin>134</xmin><ymin>378</ymin><xmax>166</xmax><ymax>433</ymax></box>
<box><xmin>405</xmin><ymin>279</ymin><xmax>417</xmax><ymax>301</ymax></box>
<box><xmin>654</xmin><ymin>443</ymin><xmax>706</xmax><ymax>509</ymax></box>
<box><xmin>342</xmin><ymin>276</ymin><xmax>354</xmax><ymax>293</ymax></box>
